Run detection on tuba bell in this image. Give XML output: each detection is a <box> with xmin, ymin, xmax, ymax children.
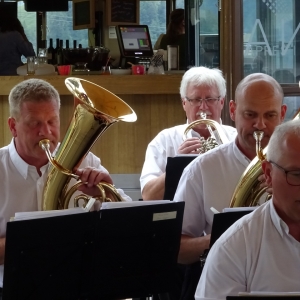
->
<box><xmin>40</xmin><ymin>77</ymin><xmax>137</xmax><ymax>210</ymax></box>
<box><xmin>183</xmin><ymin>113</ymin><xmax>229</xmax><ymax>153</ymax></box>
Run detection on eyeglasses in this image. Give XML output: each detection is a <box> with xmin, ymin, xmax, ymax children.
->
<box><xmin>185</xmin><ymin>96</ymin><xmax>221</xmax><ymax>107</ymax></box>
<box><xmin>269</xmin><ymin>160</ymin><xmax>300</xmax><ymax>186</ymax></box>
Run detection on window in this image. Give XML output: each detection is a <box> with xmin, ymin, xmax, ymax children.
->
<box><xmin>140</xmin><ymin>1</ymin><xmax>166</xmax><ymax>47</ymax></box>
<box><xmin>243</xmin><ymin>0</ymin><xmax>299</xmax><ymax>83</ymax></box>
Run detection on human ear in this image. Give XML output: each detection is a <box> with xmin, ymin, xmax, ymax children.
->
<box><xmin>229</xmin><ymin>100</ymin><xmax>236</xmax><ymax>121</ymax></box>
<box><xmin>8</xmin><ymin>117</ymin><xmax>17</xmax><ymax>137</ymax></box>
<box><xmin>262</xmin><ymin>160</ymin><xmax>272</xmax><ymax>187</ymax></box>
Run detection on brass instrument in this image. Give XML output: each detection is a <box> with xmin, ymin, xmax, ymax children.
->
<box><xmin>183</xmin><ymin>113</ymin><xmax>229</xmax><ymax>153</ymax></box>
<box><xmin>229</xmin><ymin>110</ymin><xmax>300</xmax><ymax>207</ymax></box>
<box><xmin>229</xmin><ymin>131</ymin><xmax>267</xmax><ymax>207</ymax></box>
<box><xmin>40</xmin><ymin>77</ymin><xmax>137</xmax><ymax>210</ymax></box>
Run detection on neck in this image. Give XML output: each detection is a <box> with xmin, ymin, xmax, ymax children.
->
<box><xmin>235</xmin><ymin>138</ymin><xmax>256</xmax><ymax>160</ymax></box>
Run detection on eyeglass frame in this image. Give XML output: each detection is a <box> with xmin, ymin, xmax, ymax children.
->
<box><xmin>184</xmin><ymin>96</ymin><xmax>221</xmax><ymax>106</ymax></box>
<box><xmin>269</xmin><ymin>160</ymin><xmax>300</xmax><ymax>186</ymax></box>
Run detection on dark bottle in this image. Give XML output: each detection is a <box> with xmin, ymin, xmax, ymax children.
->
<box><xmin>66</xmin><ymin>39</ymin><xmax>69</xmax><ymax>49</ymax></box>
<box><xmin>78</xmin><ymin>43</ymin><xmax>82</xmax><ymax>49</ymax></box>
<box><xmin>47</xmin><ymin>38</ymin><xmax>54</xmax><ymax>64</ymax></box>
<box><xmin>73</xmin><ymin>40</ymin><xmax>77</xmax><ymax>49</ymax></box>
<box><xmin>56</xmin><ymin>40</ymin><xmax>63</xmax><ymax>66</ymax></box>
<box><xmin>53</xmin><ymin>38</ymin><xmax>60</xmax><ymax>65</ymax></box>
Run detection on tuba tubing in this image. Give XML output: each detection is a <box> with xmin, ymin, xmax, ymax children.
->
<box><xmin>40</xmin><ymin>77</ymin><xmax>137</xmax><ymax>210</ymax></box>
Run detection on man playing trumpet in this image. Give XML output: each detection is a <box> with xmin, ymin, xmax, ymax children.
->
<box><xmin>140</xmin><ymin>66</ymin><xmax>237</xmax><ymax>201</ymax></box>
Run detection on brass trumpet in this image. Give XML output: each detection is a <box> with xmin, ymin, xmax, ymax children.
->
<box><xmin>40</xmin><ymin>77</ymin><xmax>137</xmax><ymax>210</ymax></box>
<box><xmin>183</xmin><ymin>113</ymin><xmax>229</xmax><ymax>153</ymax></box>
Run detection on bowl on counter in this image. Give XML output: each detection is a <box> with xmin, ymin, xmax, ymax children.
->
<box><xmin>111</xmin><ymin>69</ymin><xmax>132</xmax><ymax>75</ymax></box>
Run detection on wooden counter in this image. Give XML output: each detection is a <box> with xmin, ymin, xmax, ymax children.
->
<box><xmin>0</xmin><ymin>75</ymin><xmax>186</xmax><ymax>174</ymax></box>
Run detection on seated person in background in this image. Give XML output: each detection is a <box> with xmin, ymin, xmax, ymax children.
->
<box><xmin>0</xmin><ymin>16</ymin><xmax>35</xmax><ymax>75</ymax></box>
<box><xmin>156</xmin><ymin>8</ymin><xmax>186</xmax><ymax>70</ymax></box>
<box><xmin>196</xmin><ymin>118</ymin><xmax>300</xmax><ymax>299</ymax></box>
<box><xmin>173</xmin><ymin>73</ymin><xmax>287</xmax><ymax>264</ymax></box>
<box><xmin>140</xmin><ymin>66</ymin><xmax>237</xmax><ymax>201</ymax></box>
<box><xmin>0</xmin><ymin>78</ymin><xmax>130</xmax><ymax>294</ymax></box>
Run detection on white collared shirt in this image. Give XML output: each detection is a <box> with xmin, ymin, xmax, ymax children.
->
<box><xmin>195</xmin><ymin>200</ymin><xmax>300</xmax><ymax>299</ymax></box>
<box><xmin>0</xmin><ymin>139</ymin><xmax>130</xmax><ymax>287</ymax></box>
<box><xmin>173</xmin><ymin>140</ymin><xmax>250</xmax><ymax>236</ymax></box>
<box><xmin>140</xmin><ymin>123</ymin><xmax>237</xmax><ymax>192</ymax></box>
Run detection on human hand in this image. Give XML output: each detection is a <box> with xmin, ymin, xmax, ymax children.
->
<box><xmin>74</xmin><ymin>167</ymin><xmax>113</xmax><ymax>196</ymax></box>
<box><xmin>258</xmin><ymin>174</ymin><xmax>273</xmax><ymax>194</ymax></box>
<box><xmin>178</xmin><ymin>137</ymin><xmax>202</xmax><ymax>154</ymax></box>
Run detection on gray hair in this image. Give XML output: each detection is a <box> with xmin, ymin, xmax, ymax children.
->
<box><xmin>179</xmin><ymin>66</ymin><xmax>226</xmax><ymax>99</ymax></box>
<box><xmin>267</xmin><ymin>119</ymin><xmax>300</xmax><ymax>162</ymax></box>
<box><xmin>235</xmin><ymin>73</ymin><xmax>284</xmax><ymax>104</ymax></box>
<box><xmin>9</xmin><ymin>78</ymin><xmax>61</xmax><ymax>119</ymax></box>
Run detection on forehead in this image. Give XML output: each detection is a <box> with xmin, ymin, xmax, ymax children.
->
<box><xmin>236</xmin><ymin>80</ymin><xmax>282</xmax><ymax>109</ymax></box>
<box><xmin>187</xmin><ymin>83</ymin><xmax>219</xmax><ymax>96</ymax></box>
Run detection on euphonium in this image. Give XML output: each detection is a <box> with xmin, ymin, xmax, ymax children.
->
<box><xmin>39</xmin><ymin>77</ymin><xmax>137</xmax><ymax>210</ymax></box>
<box><xmin>229</xmin><ymin>131</ymin><xmax>267</xmax><ymax>207</ymax></box>
<box><xmin>229</xmin><ymin>110</ymin><xmax>300</xmax><ymax>207</ymax></box>
<box><xmin>183</xmin><ymin>112</ymin><xmax>229</xmax><ymax>153</ymax></box>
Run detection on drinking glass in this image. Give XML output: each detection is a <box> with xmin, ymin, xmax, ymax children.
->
<box><xmin>101</xmin><ymin>66</ymin><xmax>111</xmax><ymax>75</ymax></box>
<box><xmin>27</xmin><ymin>56</ymin><xmax>36</xmax><ymax>75</ymax></box>
<box><xmin>38</xmin><ymin>48</ymin><xmax>48</xmax><ymax>64</ymax></box>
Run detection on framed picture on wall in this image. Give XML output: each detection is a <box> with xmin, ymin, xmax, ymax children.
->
<box><xmin>106</xmin><ymin>0</ymin><xmax>139</xmax><ymax>25</ymax></box>
<box><xmin>72</xmin><ymin>0</ymin><xmax>95</xmax><ymax>30</ymax></box>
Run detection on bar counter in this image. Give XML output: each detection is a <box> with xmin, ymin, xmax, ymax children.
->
<box><xmin>0</xmin><ymin>74</ymin><xmax>186</xmax><ymax>174</ymax></box>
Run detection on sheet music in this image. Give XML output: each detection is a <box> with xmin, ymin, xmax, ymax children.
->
<box><xmin>101</xmin><ymin>200</ymin><xmax>171</xmax><ymax>209</ymax></box>
<box><xmin>239</xmin><ymin>291</ymin><xmax>300</xmax><ymax>296</ymax></box>
<box><xmin>222</xmin><ymin>207</ymin><xmax>258</xmax><ymax>213</ymax></box>
<box><xmin>12</xmin><ymin>207</ymin><xmax>86</xmax><ymax>221</ymax></box>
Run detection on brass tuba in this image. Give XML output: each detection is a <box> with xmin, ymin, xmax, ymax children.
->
<box><xmin>183</xmin><ymin>113</ymin><xmax>229</xmax><ymax>153</ymax></box>
<box><xmin>39</xmin><ymin>77</ymin><xmax>137</xmax><ymax>210</ymax></box>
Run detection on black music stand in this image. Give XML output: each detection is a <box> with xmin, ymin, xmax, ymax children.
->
<box><xmin>163</xmin><ymin>155</ymin><xmax>197</xmax><ymax>200</ymax></box>
<box><xmin>3</xmin><ymin>202</ymin><xmax>184</xmax><ymax>300</ymax></box>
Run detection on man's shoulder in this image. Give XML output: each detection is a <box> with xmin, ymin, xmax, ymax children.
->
<box><xmin>156</xmin><ymin>124</ymin><xmax>186</xmax><ymax>137</ymax></box>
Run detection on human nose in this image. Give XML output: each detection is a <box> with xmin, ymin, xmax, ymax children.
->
<box><xmin>39</xmin><ymin>123</ymin><xmax>52</xmax><ymax>136</ymax></box>
<box><xmin>199</xmin><ymin>99</ymin><xmax>209</xmax><ymax>109</ymax></box>
<box><xmin>254</xmin><ymin>116</ymin><xmax>267</xmax><ymax>130</ymax></box>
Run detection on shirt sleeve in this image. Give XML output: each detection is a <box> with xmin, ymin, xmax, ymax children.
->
<box><xmin>173</xmin><ymin>157</ymin><xmax>207</xmax><ymax>238</ymax></box>
<box><xmin>140</xmin><ymin>134</ymin><xmax>168</xmax><ymax>192</ymax></box>
<box><xmin>15</xmin><ymin>32</ymin><xmax>36</xmax><ymax>57</ymax></box>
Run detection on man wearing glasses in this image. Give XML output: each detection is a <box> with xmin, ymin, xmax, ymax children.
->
<box><xmin>140</xmin><ymin>66</ymin><xmax>237</xmax><ymax>201</ymax></box>
<box><xmin>174</xmin><ymin>72</ymin><xmax>287</xmax><ymax>266</ymax></box>
<box><xmin>195</xmin><ymin>118</ymin><xmax>300</xmax><ymax>299</ymax></box>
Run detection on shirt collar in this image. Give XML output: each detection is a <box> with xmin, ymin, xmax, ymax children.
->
<box><xmin>269</xmin><ymin>199</ymin><xmax>290</xmax><ymax>237</ymax></box>
<box><xmin>8</xmin><ymin>138</ymin><xmax>50</xmax><ymax>179</ymax></box>
<box><xmin>233</xmin><ymin>139</ymin><xmax>251</xmax><ymax>167</ymax></box>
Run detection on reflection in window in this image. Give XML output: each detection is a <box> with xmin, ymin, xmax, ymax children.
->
<box><xmin>140</xmin><ymin>1</ymin><xmax>166</xmax><ymax>47</ymax></box>
<box><xmin>243</xmin><ymin>0</ymin><xmax>298</xmax><ymax>83</ymax></box>
<box><xmin>284</xmin><ymin>96</ymin><xmax>300</xmax><ymax>121</ymax></box>
<box><xmin>47</xmin><ymin>2</ymin><xmax>88</xmax><ymax>49</ymax></box>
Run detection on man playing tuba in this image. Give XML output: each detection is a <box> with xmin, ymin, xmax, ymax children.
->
<box><xmin>140</xmin><ymin>66</ymin><xmax>237</xmax><ymax>201</ymax></box>
<box><xmin>173</xmin><ymin>73</ymin><xmax>287</xmax><ymax>264</ymax></box>
<box><xmin>0</xmin><ymin>78</ymin><xmax>131</xmax><ymax>296</ymax></box>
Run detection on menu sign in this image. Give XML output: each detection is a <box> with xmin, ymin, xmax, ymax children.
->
<box><xmin>106</xmin><ymin>0</ymin><xmax>139</xmax><ymax>25</ymax></box>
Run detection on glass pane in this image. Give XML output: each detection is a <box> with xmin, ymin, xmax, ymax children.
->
<box><xmin>243</xmin><ymin>0</ymin><xmax>298</xmax><ymax>83</ymax></box>
<box><xmin>47</xmin><ymin>2</ymin><xmax>88</xmax><ymax>49</ymax></box>
<box><xmin>176</xmin><ymin>0</ymin><xmax>184</xmax><ymax>8</ymax></box>
<box><xmin>18</xmin><ymin>1</ymin><xmax>37</xmax><ymax>60</ymax></box>
<box><xmin>140</xmin><ymin>1</ymin><xmax>166</xmax><ymax>47</ymax></box>
<box><xmin>185</xmin><ymin>0</ymin><xmax>219</xmax><ymax>68</ymax></box>
<box><xmin>283</xmin><ymin>96</ymin><xmax>300</xmax><ymax>121</ymax></box>
<box><xmin>199</xmin><ymin>0</ymin><xmax>219</xmax><ymax>67</ymax></box>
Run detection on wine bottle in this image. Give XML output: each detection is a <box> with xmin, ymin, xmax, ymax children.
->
<box><xmin>73</xmin><ymin>40</ymin><xmax>77</xmax><ymax>49</ymax></box>
<box><xmin>47</xmin><ymin>38</ymin><xmax>54</xmax><ymax>64</ymax></box>
<box><xmin>66</xmin><ymin>39</ymin><xmax>69</xmax><ymax>49</ymax></box>
<box><xmin>56</xmin><ymin>40</ymin><xmax>63</xmax><ymax>66</ymax></box>
<box><xmin>53</xmin><ymin>38</ymin><xmax>60</xmax><ymax>65</ymax></box>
